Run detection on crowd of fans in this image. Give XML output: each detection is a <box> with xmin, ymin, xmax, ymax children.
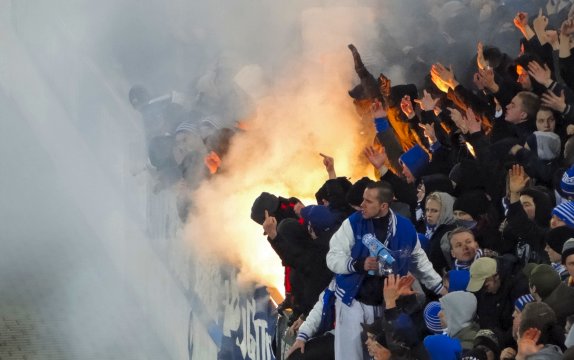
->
<box><xmin>248</xmin><ymin>1</ymin><xmax>574</xmax><ymax>359</ymax></box>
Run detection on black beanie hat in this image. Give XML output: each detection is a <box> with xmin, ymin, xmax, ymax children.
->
<box><xmin>546</xmin><ymin>226</ymin><xmax>574</xmax><ymax>254</ymax></box>
<box><xmin>421</xmin><ymin>174</ymin><xmax>455</xmax><ymax>195</ymax></box>
<box><xmin>346</xmin><ymin>177</ymin><xmax>374</xmax><ymax>207</ymax></box>
<box><xmin>277</xmin><ymin>218</ymin><xmax>309</xmax><ymax>248</ymax></box>
<box><xmin>250</xmin><ymin>192</ymin><xmax>279</xmax><ymax>225</ymax></box>
<box><xmin>453</xmin><ymin>191</ymin><xmax>489</xmax><ymax>220</ymax></box>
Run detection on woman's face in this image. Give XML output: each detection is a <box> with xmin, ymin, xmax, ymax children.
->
<box><xmin>425</xmin><ymin>199</ymin><xmax>441</xmax><ymax>226</ymax></box>
<box><xmin>536</xmin><ymin>109</ymin><xmax>556</xmax><ymax>132</ymax></box>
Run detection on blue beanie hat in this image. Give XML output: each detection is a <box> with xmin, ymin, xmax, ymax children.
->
<box><xmin>561</xmin><ymin>166</ymin><xmax>574</xmax><ymax>197</ymax></box>
<box><xmin>399</xmin><ymin>144</ymin><xmax>430</xmax><ymax>179</ymax></box>
<box><xmin>424</xmin><ymin>334</ymin><xmax>462</xmax><ymax>360</ymax></box>
<box><xmin>552</xmin><ymin>201</ymin><xmax>574</xmax><ymax>228</ymax></box>
<box><xmin>300</xmin><ymin>205</ymin><xmax>338</xmax><ymax>234</ymax></box>
<box><xmin>424</xmin><ymin>301</ymin><xmax>444</xmax><ymax>334</ymax></box>
<box><xmin>448</xmin><ymin>270</ymin><xmax>471</xmax><ymax>292</ymax></box>
<box><xmin>514</xmin><ymin>294</ymin><xmax>535</xmax><ymax>312</ymax></box>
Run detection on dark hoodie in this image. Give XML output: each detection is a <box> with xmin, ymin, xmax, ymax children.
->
<box><xmin>501</xmin><ymin>187</ymin><xmax>552</xmax><ymax>264</ymax></box>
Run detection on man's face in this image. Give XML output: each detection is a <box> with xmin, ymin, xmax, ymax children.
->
<box><xmin>516</xmin><ymin>65</ymin><xmax>533</xmax><ymax>90</ymax></box>
<box><xmin>505</xmin><ymin>95</ymin><xmax>526</xmax><ymax>124</ymax></box>
<box><xmin>550</xmin><ymin>214</ymin><xmax>566</xmax><ymax>229</ymax></box>
<box><xmin>454</xmin><ymin>210</ymin><xmax>474</xmax><ymax>221</ymax></box>
<box><xmin>483</xmin><ymin>274</ymin><xmax>501</xmax><ymax>294</ymax></box>
<box><xmin>450</xmin><ymin>231</ymin><xmax>479</xmax><ymax>261</ymax></box>
<box><xmin>438</xmin><ymin>310</ymin><xmax>447</xmax><ymax>328</ymax></box>
<box><xmin>425</xmin><ymin>199</ymin><xmax>441</xmax><ymax>225</ymax></box>
<box><xmin>520</xmin><ymin>195</ymin><xmax>536</xmax><ymax>221</ymax></box>
<box><xmin>512</xmin><ymin>309</ymin><xmax>522</xmax><ymax>340</ymax></box>
<box><xmin>545</xmin><ymin>244</ymin><xmax>562</xmax><ymax>263</ymax></box>
<box><xmin>361</xmin><ymin>188</ymin><xmax>387</xmax><ymax>219</ymax></box>
<box><xmin>401</xmin><ymin>163</ymin><xmax>416</xmax><ymax>184</ymax></box>
<box><xmin>566</xmin><ymin>254</ymin><xmax>574</xmax><ymax>278</ymax></box>
<box><xmin>536</xmin><ymin>109</ymin><xmax>556</xmax><ymax>132</ymax></box>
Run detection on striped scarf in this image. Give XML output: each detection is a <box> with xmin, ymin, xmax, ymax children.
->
<box><xmin>454</xmin><ymin>249</ymin><xmax>484</xmax><ymax>270</ymax></box>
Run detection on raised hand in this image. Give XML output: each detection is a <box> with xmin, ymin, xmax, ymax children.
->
<box><xmin>513</xmin><ymin>11</ymin><xmax>529</xmax><ymax>31</ymax></box>
<box><xmin>546</xmin><ymin>0</ymin><xmax>558</xmax><ymax>15</ymax></box>
<box><xmin>319</xmin><ymin>153</ymin><xmax>336</xmax><ymax>179</ymax></box>
<box><xmin>379</xmin><ymin>73</ymin><xmax>392</xmax><ymax>99</ymax></box>
<box><xmin>383</xmin><ymin>274</ymin><xmax>415</xmax><ymax>308</ymax></box>
<box><xmin>561</xmin><ymin>18</ymin><xmax>574</xmax><ymax>36</ymax></box>
<box><xmin>527</xmin><ymin>61</ymin><xmax>552</xmax><ymax>87</ymax></box>
<box><xmin>508</xmin><ymin>164</ymin><xmax>530</xmax><ymax>194</ymax></box>
<box><xmin>477</xmin><ymin>41</ymin><xmax>487</xmax><ymax>70</ymax></box>
<box><xmin>400</xmin><ymin>95</ymin><xmax>415</xmax><ymax>119</ymax></box>
<box><xmin>464</xmin><ymin>107</ymin><xmax>482</xmax><ymax>134</ymax></box>
<box><xmin>517</xmin><ymin>328</ymin><xmax>544</xmax><ymax>359</ymax></box>
<box><xmin>262</xmin><ymin>210</ymin><xmax>278</xmax><ymax>240</ymax></box>
<box><xmin>418</xmin><ymin>122</ymin><xmax>437</xmax><ymax>143</ymax></box>
<box><xmin>447</xmin><ymin>107</ymin><xmax>468</xmax><ymax>134</ymax></box>
<box><xmin>431</xmin><ymin>63</ymin><xmax>458</xmax><ymax>90</ymax></box>
<box><xmin>541</xmin><ymin>89</ymin><xmax>567</xmax><ymax>113</ymax></box>
<box><xmin>204</xmin><ymin>151</ymin><xmax>222</xmax><ymax>174</ymax></box>
<box><xmin>414</xmin><ymin>89</ymin><xmax>440</xmax><ymax>111</ymax></box>
<box><xmin>533</xmin><ymin>9</ymin><xmax>549</xmax><ymax>44</ymax></box>
<box><xmin>364</xmin><ymin>146</ymin><xmax>387</xmax><ymax>169</ymax></box>
<box><xmin>371</xmin><ymin>99</ymin><xmax>388</xmax><ymax>119</ymax></box>
<box><xmin>476</xmin><ymin>67</ymin><xmax>498</xmax><ymax>92</ymax></box>
<box><xmin>397</xmin><ymin>274</ymin><xmax>416</xmax><ymax>297</ymax></box>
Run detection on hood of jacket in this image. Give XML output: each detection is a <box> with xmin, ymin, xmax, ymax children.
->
<box><xmin>429</xmin><ymin>191</ymin><xmax>456</xmax><ymax>227</ymax></box>
<box><xmin>525</xmin><ymin>344</ymin><xmax>563</xmax><ymax>359</ymax></box>
<box><xmin>440</xmin><ymin>291</ymin><xmax>477</xmax><ymax>337</ymax></box>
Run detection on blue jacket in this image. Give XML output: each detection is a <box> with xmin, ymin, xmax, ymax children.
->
<box><xmin>327</xmin><ymin>210</ymin><xmax>443</xmax><ymax>306</ymax></box>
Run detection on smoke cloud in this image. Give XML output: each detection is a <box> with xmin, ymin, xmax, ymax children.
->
<box><xmin>0</xmin><ymin>0</ymin><xmax>524</xmax><ymax>357</ymax></box>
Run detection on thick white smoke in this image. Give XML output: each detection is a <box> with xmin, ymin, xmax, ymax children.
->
<box><xmin>0</xmin><ymin>0</ymin><xmax>523</xmax><ymax>358</ymax></box>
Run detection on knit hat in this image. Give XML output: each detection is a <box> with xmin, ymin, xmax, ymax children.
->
<box><xmin>518</xmin><ymin>302</ymin><xmax>557</xmax><ymax>336</ymax></box>
<box><xmin>514</xmin><ymin>294</ymin><xmax>536</xmax><ymax>312</ymax></box>
<box><xmin>448</xmin><ymin>160</ymin><xmax>485</xmax><ymax>194</ymax></box>
<box><xmin>423</xmin><ymin>334</ymin><xmax>462</xmax><ymax>360</ymax></box>
<box><xmin>346</xmin><ymin>177</ymin><xmax>374</xmax><ymax>207</ymax></box>
<box><xmin>421</xmin><ymin>174</ymin><xmax>455</xmax><ymax>196</ymax></box>
<box><xmin>528</xmin><ymin>264</ymin><xmax>561</xmax><ymax>298</ymax></box>
<box><xmin>525</xmin><ymin>131</ymin><xmax>561</xmax><ymax>161</ymax></box>
<box><xmin>473</xmin><ymin>329</ymin><xmax>500</xmax><ymax>356</ymax></box>
<box><xmin>277</xmin><ymin>218</ymin><xmax>310</xmax><ymax>248</ymax></box>
<box><xmin>467</xmin><ymin>257</ymin><xmax>497</xmax><ymax>292</ymax></box>
<box><xmin>552</xmin><ymin>201</ymin><xmax>574</xmax><ymax>228</ymax></box>
<box><xmin>562</xmin><ymin>238</ymin><xmax>574</xmax><ymax>264</ymax></box>
<box><xmin>453</xmin><ymin>190</ymin><xmax>490</xmax><ymax>220</ymax></box>
<box><xmin>399</xmin><ymin>144</ymin><xmax>430</xmax><ymax>179</ymax></box>
<box><xmin>250</xmin><ymin>192</ymin><xmax>279</xmax><ymax>225</ymax></box>
<box><xmin>314</xmin><ymin>177</ymin><xmax>352</xmax><ymax>205</ymax></box>
<box><xmin>448</xmin><ymin>270</ymin><xmax>471</xmax><ymax>292</ymax></box>
<box><xmin>546</xmin><ymin>226</ymin><xmax>574</xmax><ymax>254</ymax></box>
<box><xmin>561</xmin><ymin>166</ymin><xmax>574</xmax><ymax>197</ymax></box>
<box><xmin>461</xmin><ymin>348</ymin><xmax>488</xmax><ymax>360</ymax></box>
<box><xmin>423</xmin><ymin>301</ymin><xmax>444</xmax><ymax>334</ymax></box>
<box><xmin>361</xmin><ymin>318</ymin><xmax>387</xmax><ymax>347</ymax></box>
<box><xmin>389</xmin><ymin>84</ymin><xmax>419</xmax><ymax>108</ymax></box>
<box><xmin>299</xmin><ymin>205</ymin><xmax>338</xmax><ymax>234</ymax></box>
